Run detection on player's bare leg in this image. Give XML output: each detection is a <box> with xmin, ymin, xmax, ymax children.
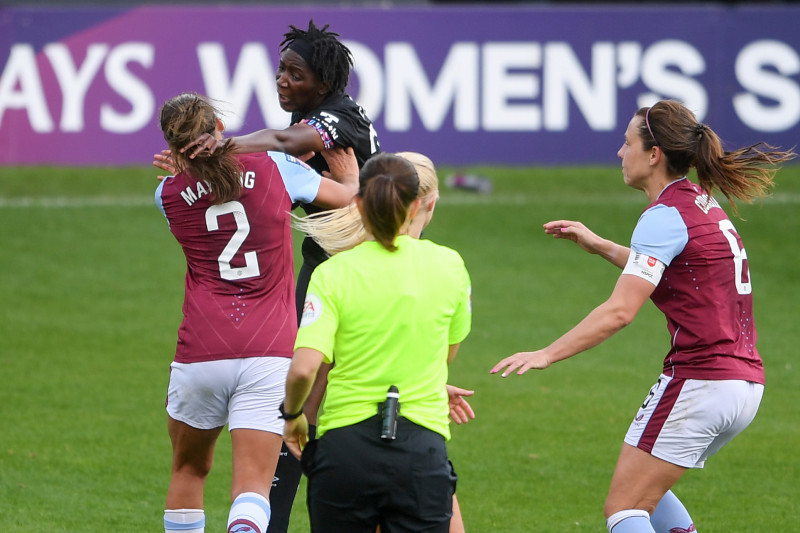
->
<box><xmin>166</xmin><ymin>417</ymin><xmax>223</xmax><ymax>509</ymax></box>
<box><xmin>605</xmin><ymin>444</ymin><xmax>686</xmax><ymax>515</ymax></box>
<box><xmin>604</xmin><ymin>444</ymin><xmax>686</xmax><ymax>532</ymax></box>
<box><xmin>164</xmin><ymin>417</ymin><xmax>223</xmax><ymax>532</ymax></box>
<box><xmin>230</xmin><ymin>428</ymin><xmax>282</xmax><ymax>500</ymax></box>
<box><xmin>227</xmin><ymin>428</ymin><xmax>282</xmax><ymax>533</ymax></box>
<box><xmin>267</xmin><ymin>364</ymin><xmax>330</xmax><ymax>532</ymax></box>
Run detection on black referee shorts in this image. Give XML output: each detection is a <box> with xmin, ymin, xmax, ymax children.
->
<box><xmin>301</xmin><ymin>414</ymin><xmax>457</xmax><ymax>533</ymax></box>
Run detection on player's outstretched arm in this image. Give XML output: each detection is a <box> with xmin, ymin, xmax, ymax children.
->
<box><xmin>153</xmin><ymin>125</ymin><xmax>325</xmax><ymax>180</ymax></box>
<box><xmin>543</xmin><ymin>220</ymin><xmax>629</xmax><ymax>269</ymax></box>
<box><xmin>491</xmin><ymin>350</ymin><xmax>553</xmax><ymax>377</ymax></box>
<box><xmin>181</xmin><ymin>123</ymin><xmax>325</xmax><ymax>160</ymax></box>
<box><xmin>491</xmin><ymin>274</ymin><xmax>655</xmax><ymax>377</ymax></box>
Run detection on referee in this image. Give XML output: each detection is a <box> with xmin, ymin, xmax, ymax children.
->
<box><xmin>282</xmin><ymin>153</ymin><xmax>472</xmax><ymax>532</ymax></box>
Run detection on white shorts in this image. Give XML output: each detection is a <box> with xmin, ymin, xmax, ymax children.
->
<box><xmin>166</xmin><ymin>357</ymin><xmax>290</xmax><ymax>434</ymax></box>
<box><xmin>624</xmin><ymin>374</ymin><xmax>763</xmax><ymax>468</ymax></box>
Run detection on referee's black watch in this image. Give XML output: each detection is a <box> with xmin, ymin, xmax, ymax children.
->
<box><xmin>278</xmin><ymin>401</ymin><xmax>304</xmax><ymax>420</ymax></box>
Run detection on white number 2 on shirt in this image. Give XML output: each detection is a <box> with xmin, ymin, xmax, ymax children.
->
<box><xmin>719</xmin><ymin>219</ymin><xmax>751</xmax><ymax>295</ymax></box>
<box><xmin>205</xmin><ymin>201</ymin><xmax>260</xmax><ymax>281</ymax></box>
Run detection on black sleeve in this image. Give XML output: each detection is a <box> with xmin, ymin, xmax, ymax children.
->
<box><xmin>301</xmin><ymin>94</ymin><xmax>381</xmax><ymax>170</ymax></box>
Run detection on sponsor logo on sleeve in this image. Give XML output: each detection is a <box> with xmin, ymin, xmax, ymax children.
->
<box><xmin>283</xmin><ymin>153</ymin><xmax>312</xmax><ymax>170</ymax></box>
<box><xmin>300</xmin><ymin>293</ymin><xmax>323</xmax><ymax>327</ymax></box>
<box><xmin>626</xmin><ymin>252</ymin><xmax>665</xmax><ymax>283</ymax></box>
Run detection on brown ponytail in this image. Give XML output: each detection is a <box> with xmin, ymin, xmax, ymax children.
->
<box><xmin>358</xmin><ymin>153</ymin><xmax>419</xmax><ymax>251</ymax></box>
<box><xmin>637</xmin><ymin>100</ymin><xmax>796</xmax><ymax>215</ymax></box>
<box><xmin>159</xmin><ymin>93</ymin><xmax>242</xmax><ymax>204</ymax></box>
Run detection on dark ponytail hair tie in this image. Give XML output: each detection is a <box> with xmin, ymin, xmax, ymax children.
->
<box><xmin>695</xmin><ymin>123</ymin><xmax>705</xmax><ymax>137</ymax></box>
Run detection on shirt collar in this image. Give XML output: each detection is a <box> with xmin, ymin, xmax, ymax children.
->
<box><xmin>655</xmin><ymin>176</ymin><xmax>688</xmax><ymax>201</ymax></box>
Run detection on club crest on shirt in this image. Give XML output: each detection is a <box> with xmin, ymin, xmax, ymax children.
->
<box><xmin>300</xmin><ymin>293</ymin><xmax>323</xmax><ymax>327</ymax></box>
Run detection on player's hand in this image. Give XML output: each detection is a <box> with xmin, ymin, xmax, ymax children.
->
<box><xmin>321</xmin><ymin>147</ymin><xmax>359</xmax><ymax>184</ymax></box>
<box><xmin>181</xmin><ymin>133</ymin><xmax>225</xmax><ymax>159</ymax></box>
<box><xmin>153</xmin><ymin>149</ymin><xmax>177</xmax><ymax>179</ymax></box>
<box><xmin>491</xmin><ymin>350</ymin><xmax>552</xmax><ymax>377</ymax></box>
<box><xmin>297</xmin><ymin>151</ymin><xmax>316</xmax><ymax>163</ymax></box>
<box><xmin>543</xmin><ymin>220</ymin><xmax>604</xmax><ymax>255</ymax></box>
<box><xmin>283</xmin><ymin>414</ymin><xmax>309</xmax><ymax>460</ymax></box>
<box><xmin>446</xmin><ymin>384</ymin><xmax>475</xmax><ymax>424</ymax></box>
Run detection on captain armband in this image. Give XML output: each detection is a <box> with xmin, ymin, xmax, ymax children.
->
<box><xmin>621</xmin><ymin>250</ymin><xmax>666</xmax><ymax>286</ymax></box>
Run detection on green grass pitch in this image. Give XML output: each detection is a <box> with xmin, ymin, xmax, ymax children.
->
<box><xmin>1</xmin><ymin>163</ymin><xmax>798</xmax><ymax>531</ymax></box>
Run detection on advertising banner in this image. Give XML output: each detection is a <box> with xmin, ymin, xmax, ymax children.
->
<box><xmin>1</xmin><ymin>5</ymin><xmax>798</xmax><ymax>165</ymax></box>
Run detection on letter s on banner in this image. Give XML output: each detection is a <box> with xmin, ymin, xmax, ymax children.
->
<box><xmin>638</xmin><ymin>40</ymin><xmax>708</xmax><ymax>120</ymax></box>
<box><xmin>733</xmin><ymin>40</ymin><xmax>800</xmax><ymax>132</ymax></box>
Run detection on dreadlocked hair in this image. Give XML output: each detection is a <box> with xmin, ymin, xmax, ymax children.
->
<box><xmin>159</xmin><ymin>92</ymin><xmax>242</xmax><ymax>204</ymax></box>
<box><xmin>280</xmin><ymin>20</ymin><xmax>353</xmax><ymax>95</ymax></box>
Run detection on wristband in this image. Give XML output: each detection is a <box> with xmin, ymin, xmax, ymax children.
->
<box><xmin>278</xmin><ymin>401</ymin><xmax>304</xmax><ymax>420</ymax></box>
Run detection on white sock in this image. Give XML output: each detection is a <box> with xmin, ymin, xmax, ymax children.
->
<box><xmin>227</xmin><ymin>491</ymin><xmax>271</xmax><ymax>533</ymax></box>
<box><xmin>650</xmin><ymin>490</ymin><xmax>696</xmax><ymax>533</ymax></box>
<box><xmin>164</xmin><ymin>508</ymin><xmax>205</xmax><ymax>533</ymax></box>
<box><xmin>607</xmin><ymin>509</ymin><xmax>655</xmax><ymax>533</ymax></box>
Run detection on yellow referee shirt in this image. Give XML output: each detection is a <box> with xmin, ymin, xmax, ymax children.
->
<box><xmin>295</xmin><ymin>235</ymin><xmax>471</xmax><ymax>440</ymax></box>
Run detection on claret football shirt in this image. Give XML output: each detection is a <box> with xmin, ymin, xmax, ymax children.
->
<box><xmin>156</xmin><ymin>152</ymin><xmax>322</xmax><ymax>363</ymax></box>
<box><xmin>627</xmin><ymin>178</ymin><xmax>764</xmax><ymax>384</ymax></box>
